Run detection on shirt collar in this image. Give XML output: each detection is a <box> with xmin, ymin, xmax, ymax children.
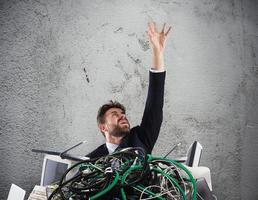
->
<box><xmin>106</xmin><ymin>142</ymin><xmax>119</xmax><ymax>154</ymax></box>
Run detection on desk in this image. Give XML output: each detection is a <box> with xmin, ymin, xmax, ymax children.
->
<box><xmin>28</xmin><ymin>185</ymin><xmax>47</xmax><ymax>200</ymax></box>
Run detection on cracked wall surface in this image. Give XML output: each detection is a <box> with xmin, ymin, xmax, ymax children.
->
<box><xmin>0</xmin><ymin>0</ymin><xmax>258</xmax><ymax>199</ymax></box>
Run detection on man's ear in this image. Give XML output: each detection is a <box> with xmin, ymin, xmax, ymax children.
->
<box><xmin>98</xmin><ymin>123</ymin><xmax>108</xmax><ymax>134</ymax></box>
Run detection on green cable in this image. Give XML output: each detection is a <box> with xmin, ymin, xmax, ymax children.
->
<box><xmin>120</xmin><ymin>165</ymin><xmax>142</xmax><ymax>200</ymax></box>
<box><xmin>151</xmin><ymin>167</ymin><xmax>187</xmax><ymax>200</ymax></box>
<box><xmin>121</xmin><ymin>165</ymin><xmax>142</xmax><ymax>183</ymax></box>
<box><xmin>120</xmin><ymin>165</ymin><xmax>165</xmax><ymax>200</ymax></box>
<box><xmin>148</xmin><ymin>155</ymin><xmax>197</xmax><ymax>200</ymax></box>
<box><xmin>52</xmin><ymin>150</ymin><xmax>197</xmax><ymax>199</ymax></box>
<box><xmin>151</xmin><ymin>156</ymin><xmax>196</xmax><ymax>200</ymax></box>
<box><xmin>90</xmin><ymin>171</ymin><xmax>119</xmax><ymax>200</ymax></box>
<box><xmin>120</xmin><ymin>188</ymin><xmax>127</xmax><ymax>200</ymax></box>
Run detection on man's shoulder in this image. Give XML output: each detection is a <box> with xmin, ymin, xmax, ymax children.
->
<box><xmin>86</xmin><ymin>143</ymin><xmax>108</xmax><ymax>159</ymax></box>
<box><xmin>129</xmin><ymin>125</ymin><xmax>142</xmax><ymax>136</ymax></box>
<box><xmin>124</xmin><ymin>125</ymin><xmax>144</xmax><ymax>141</ymax></box>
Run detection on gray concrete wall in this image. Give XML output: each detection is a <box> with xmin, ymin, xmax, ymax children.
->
<box><xmin>0</xmin><ymin>0</ymin><xmax>257</xmax><ymax>199</ymax></box>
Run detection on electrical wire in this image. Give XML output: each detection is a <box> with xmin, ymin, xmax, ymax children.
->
<box><xmin>47</xmin><ymin>147</ymin><xmax>197</xmax><ymax>200</ymax></box>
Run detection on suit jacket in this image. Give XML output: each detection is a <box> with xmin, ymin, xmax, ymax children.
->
<box><xmin>86</xmin><ymin>71</ymin><xmax>166</xmax><ymax>158</ymax></box>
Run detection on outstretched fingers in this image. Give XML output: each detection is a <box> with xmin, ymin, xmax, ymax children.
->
<box><xmin>165</xmin><ymin>26</ymin><xmax>172</xmax><ymax>36</ymax></box>
<box><xmin>146</xmin><ymin>29</ymin><xmax>152</xmax><ymax>39</ymax></box>
<box><xmin>153</xmin><ymin>22</ymin><xmax>158</xmax><ymax>33</ymax></box>
<box><xmin>161</xmin><ymin>23</ymin><xmax>166</xmax><ymax>33</ymax></box>
<box><xmin>161</xmin><ymin>23</ymin><xmax>172</xmax><ymax>37</ymax></box>
<box><xmin>148</xmin><ymin>22</ymin><xmax>155</xmax><ymax>35</ymax></box>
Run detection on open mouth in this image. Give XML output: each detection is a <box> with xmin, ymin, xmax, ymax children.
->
<box><xmin>119</xmin><ymin>120</ymin><xmax>128</xmax><ymax>125</ymax></box>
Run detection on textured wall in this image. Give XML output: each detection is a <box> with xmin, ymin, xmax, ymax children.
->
<box><xmin>0</xmin><ymin>0</ymin><xmax>258</xmax><ymax>199</ymax></box>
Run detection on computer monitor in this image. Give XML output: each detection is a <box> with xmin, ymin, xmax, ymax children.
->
<box><xmin>185</xmin><ymin>141</ymin><xmax>203</xmax><ymax>167</ymax></box>
<box><xmin>40</xmin><ymin>154</ymin><xmax>77</xmax><ymax>186</ymax></box>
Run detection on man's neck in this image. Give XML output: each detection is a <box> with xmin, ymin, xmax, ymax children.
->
<box><xmin>105</xmin><ymin>134</ymin><xmax>124</xmax><ymax>145</ymax></box>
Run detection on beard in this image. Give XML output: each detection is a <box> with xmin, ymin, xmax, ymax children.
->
<box><xmin>109</xmin><ymin>124</ymin><xmax>130</xmax><ymax>137</ymax></box>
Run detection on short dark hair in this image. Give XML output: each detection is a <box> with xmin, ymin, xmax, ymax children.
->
<box><xmin>97</xmin><ymin>100</ymin><xmax>126</xmax><ymax>125</ymax></box>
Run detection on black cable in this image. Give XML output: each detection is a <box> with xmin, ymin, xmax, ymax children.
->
<box><xmin>47</xmin><ymin>147</ymin><xmax>196</xmax><ymax>200</ymax></box>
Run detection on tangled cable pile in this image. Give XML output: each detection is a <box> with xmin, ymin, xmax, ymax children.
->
<box><xmin>48</xmin><ymin>147</ymin><xmax>197</xmax><ymax>200</ymax></box>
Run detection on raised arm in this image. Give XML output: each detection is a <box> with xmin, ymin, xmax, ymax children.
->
<box><xmin>138</xmin><ymin>22</ymin><xmax>172</xmax><ymax>153</ymax></box>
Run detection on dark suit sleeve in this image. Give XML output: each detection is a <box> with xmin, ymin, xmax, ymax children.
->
<box><xmin>137</xmin><ymin>71</ymin><xmax>166</xmax><ymax>152</ymax></box>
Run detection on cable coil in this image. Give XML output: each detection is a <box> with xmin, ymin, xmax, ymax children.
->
<box><xmin>48</xmin><ymin>147</ymin><xmax>196</xmax><ymax>200</ymax></box>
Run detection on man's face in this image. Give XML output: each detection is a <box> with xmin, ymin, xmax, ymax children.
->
<box><xmin>101</xmin><ymin>108</ymin><xmax>130</xmax><ymax>137</ymax></box>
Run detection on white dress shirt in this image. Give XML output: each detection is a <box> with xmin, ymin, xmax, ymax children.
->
<box><xmin>106</xmin><ymin>142</ymin><xmax>119</xmax><ymax>154</ymax></box>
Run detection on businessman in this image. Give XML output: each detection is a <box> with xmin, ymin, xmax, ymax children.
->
<box><xmin>87</xmin><ymin>22</ymin><xmax>171</xmax><ymax>158</ymax></box>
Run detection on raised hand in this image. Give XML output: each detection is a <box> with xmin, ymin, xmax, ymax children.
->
<box><xmin>147</xmin><ymin>22</ymin><xmax>172</xmax><ymax>54</ymax></box>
